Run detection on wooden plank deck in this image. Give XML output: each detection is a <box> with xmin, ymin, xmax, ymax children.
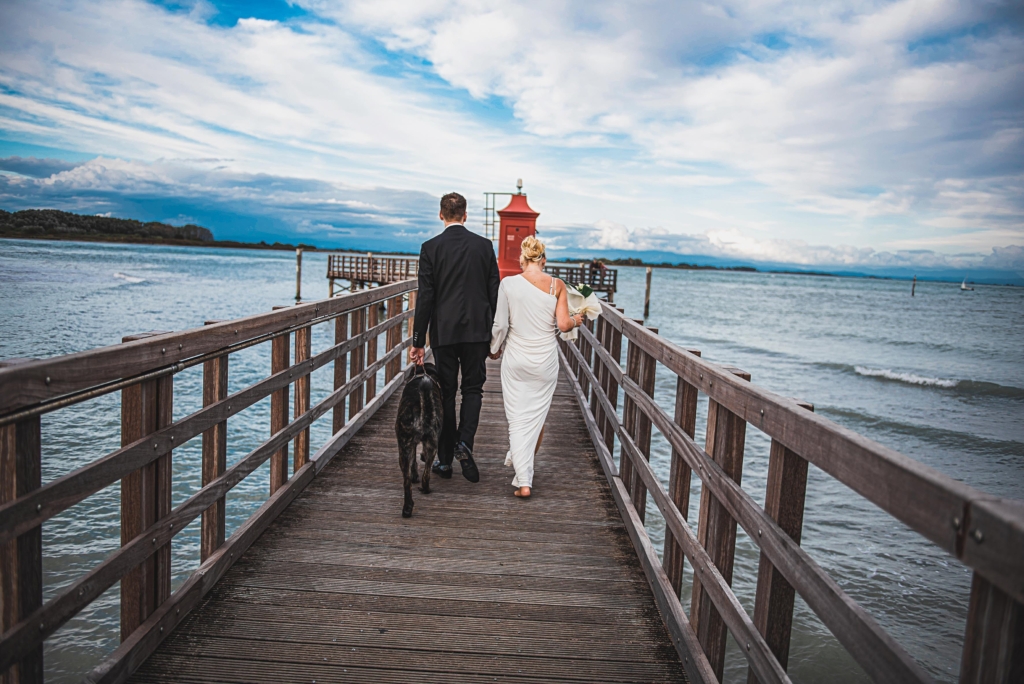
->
<box><xmin>128</xmin><ymin>361</ymin><xmax>687</xmax><ymax>683</ymax></box>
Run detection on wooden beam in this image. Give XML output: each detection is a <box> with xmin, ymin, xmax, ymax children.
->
<box><xmin>664</xmin><ymin>361</ymin><xmax>700</xmax><ymax>598</ymax></box>
<box><xmin>630</xmin><ymin>328</ymin><xmax>658</xmax><ymax>521</ymax></box>
<box><xmin>200</xmin><ymin>321</ymin><xmax>228</xmax><ymax>562</ymax></box>
<box><xmin>332</xmin><ymin>313</ymin><xmax>348</xmax><ymax>433</ymax></box>
<box><xmin>293</xmin><ymin>322</ymin><xmax>312</xmax><ymax>471</ymax></box>
<box><xmin>0</xmin><ymin>391</ymin><xmax>42</xmax><ymax>684</ymax></box>
<box><xmin>269</xmin><ymin>321</ymin><xmax>290</xmax><ymax>494</ymax></box>
<box><xmin>119</xmin><ymin>332</ymin><xmax>174</xmax><ymax>643</ymax></box>
<box><xmin>748</xmin><ymin>402</ymin><xmax>813</xmax><ymax>684</ymax></box>
<box><xmin>365</xmin><ymin>302</ymin><xmax>378</xmax><ymax>403</ymax></box>
<box><xmin>959</xmin><ymin>572</ymin><xmax>1024</xmax><ymax>683</ymax></box>
<box><xmin>349</xmin><ymin>307</ymin><xmax>366</xmax><ymax>419</ymax></box>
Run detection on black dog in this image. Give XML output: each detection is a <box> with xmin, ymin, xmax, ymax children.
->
<box><xmin>395</xmin><ymin>363</ymin><xmax>443</xmax><ymax>517</ymax></box>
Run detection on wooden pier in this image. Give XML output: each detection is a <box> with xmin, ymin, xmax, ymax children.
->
<box><xmin>1</xmin><ymin>280</ymin><xmax>1022</xmax><ymax>684</ymax></box>
<box><xmin>326</xmin><ymin>254</ymin><xmax>618</xmax><ymax>300</ymax></box>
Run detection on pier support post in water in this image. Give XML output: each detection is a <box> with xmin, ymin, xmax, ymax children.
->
<box><xmin>295</xmin><ymin>248</ymin><xmax>303</xmax><ymax>302</ymax></box>
<box><xmin>0</xmin><ymin>359</ymin><xmax>42</xmax><ymax>684</ymax></box>
<box><xmin>748</xmin><ymin>400</ymin><xmax>813</xmax><ymax>683</ymax></box>
<box><xmin>644</xmin><ymin>267</ymin><xmax>652</xmax><ymax>318</ymax></box>
<box><xmin>201</xmin><ymin>322</ymin><xmax>228</xmax><ymax>562</ymax></box>
<box><xmin>270</xmin><ymin>308</ymin><xmax>291</xmax><ymax>494</ymax></box>
<box><xmin>691</xmin><ymin>365</ymin><xmax>750</xmax><ymax>680</ymax></box>
<box><xmin>119</xmin><ymin>333</ymin><xmax>173</xmax><ymax>643</ymax></box>
<box><xmin>959</xmin><ymin>572</ymin><xmax>1024</xmax><ymax>683</ymax></box>
<box><xmin>662</xmin><ymin>349</ymin><xmax>701</xmax><ymax>597</ymax></box>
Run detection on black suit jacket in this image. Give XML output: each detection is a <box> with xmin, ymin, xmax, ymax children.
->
<box><xmin>413</xmin><ymin>224</ymin><xmax>500</xmax><ymax>348</ymax></box>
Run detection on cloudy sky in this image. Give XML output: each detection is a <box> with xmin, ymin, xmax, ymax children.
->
<box><xmin>1</xmin><ymin>0</ymin><xmax>1022</xmax><ymax>275</ymax></box>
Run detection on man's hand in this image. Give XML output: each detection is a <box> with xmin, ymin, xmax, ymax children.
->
<box><xmin>488</xmin><ymin>349</ymin><xmax>503</xmax><ymax>360</ymax></box>
<box><xmin>410</xmin><ymin>347</ymin><xmax>425</xmax><ymax>365</ymax></box>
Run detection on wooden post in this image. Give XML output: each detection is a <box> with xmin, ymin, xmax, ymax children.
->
<box><xmin>577</xmin><ymin>320</ymin><xmax>593</xmax><ymax>397</ymax></box>
<box><xmin>270</xmin><ymin>312</ymin><xmax>290</xmax><ymax>494</ymax></box>
<box><xmin>589</xmin><ymin>317</ymin><xmax>607</xmax><ymax>433</ymax></box>
<box><xmin>332</xmin><ymin>312</ymin><xmax>349</xmax><ymax>434</ymax></box>
<box><xmin>644</xmin><ymin>266</ymin><xmax>653</xmax><ymax>318</ymax></box>
<box><xmin>200</xmin><ymin>322</ymin><xmax>228</xmax><ymax>562</ymax></box>
<box><xmin>329</xmin><ymin>277</ymin><xmax>335</xmax><ymax>298</ymax></box>
<box><xmin>618</xmin><ymin>325</ymin><xmax>644</xmax><ymax>493</ymax></box>
<box><xmin>385</xmin><ymin>295</ymin><xmax>403</xmax><ymax>382</ymax></box>
<box><xmin>349</xmin><ymin>306</ymin><xmax>366</xmax><ymax>419</ymax></box>
<box><xmin>630</xmin><ymin>328</ymin><xmax>658</xmax><ymax>522</ymax></box>
<box><xmin>748</xmin><ymin>401</ymin><xmax>813</xmax><ymax>683</ymax></box>
<box><xmin>0</xmin><ymin>357</ymin><xmax>42</xmax><ymax>684</ymax></box>
<box><xmin>603</xmin><ymin>311</ymin><xmax>624</xmax><ymax>453</ymax></box>
<box><xmin>295</xmin><ymin>248</ymin><xmax>303</xmax><ymax>302</ymax></box>
<box><xmin>959</xmin><ymin>572</ymin><xmax>1024</xmax><ymax>683</ymax></box>
<box><xmin>293</xmin><ymin>321</ymin><xmax>312</xmax><ymax>472</ymax></box>
<box><xmin>663</xmin><ymin>351</ymin><xmax>701</xmax><ymax>596</ymax></box>
<box><xmin>119</xmin><ymin>332</ymin><xmax>173</xmax><ymax>643</ymax></box>
<box><xmin>690</xmin><ymin>366</ymin><xmax>750</xmax><ymax>679</ymax></box>
<box><xmin>407</xmin><ymin>291</ymin><xmax>417</xmax><ymax>363</ymax></box>
<box><xmin>365</xmin><ymin>301</ymin><xmax>379</xmax><ymax>403</ymax></box>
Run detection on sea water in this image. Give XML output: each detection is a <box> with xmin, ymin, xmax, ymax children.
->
<box><xmin>1</xmin><ymin>239</ymin><xmax>1022</xmax><ymax>683</ymax></box>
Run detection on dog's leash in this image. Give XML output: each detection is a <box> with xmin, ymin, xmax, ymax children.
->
<box><xmin>412</xmin><ymin>363</ymin><xmax>442</xmax><ymax>392</ymax></box>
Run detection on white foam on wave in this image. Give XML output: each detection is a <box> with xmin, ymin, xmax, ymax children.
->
<box><xmin>113</xmin><ymin>272</ymin><xmax>145</xmax><ymax>284</ymax></box>
<box><xmin>854</xmin><ymin>366</ymin><xmax>958</xmax><ymax>388</ymax></box>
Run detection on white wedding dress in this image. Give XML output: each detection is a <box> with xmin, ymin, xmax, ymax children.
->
<box><xmin>490</xmin><ymin>274</ymin><xmax>560</xmax><ymax>489</ymax></box>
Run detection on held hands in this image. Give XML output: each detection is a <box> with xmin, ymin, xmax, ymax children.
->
<box><xmin>410</xmin><ymin>347</ymin><xmax>425</xmax><ymax>366</ymax></box>
<box><xmin>488</xmin><ymin>349</ymin><xmax>503</xmax><ymax>360</ymax></box>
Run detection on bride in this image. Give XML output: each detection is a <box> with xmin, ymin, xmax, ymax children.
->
<box><xmin>489</xmin><ymin>236</ymin><xmax>585</xmax><ymax>498</ymax></box>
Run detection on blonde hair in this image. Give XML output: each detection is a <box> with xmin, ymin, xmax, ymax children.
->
<box><xmin>519</xmin><ymin>235</ymin><xmax>546</xmax><ymax>268</ymax></box>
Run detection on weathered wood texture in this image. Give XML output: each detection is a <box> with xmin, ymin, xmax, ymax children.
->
<box><xmin>126</xmin><ymin>361</ymin><xmax>688</xmax><ymax>684</ymax></box>
<box><xmin>119</xmin><ymin>333</ymin><xmax>174</xmax><ymax>644</ymax></box>
<box><xmin>201</xmin><ymin>322</ymin><xmax>228</xmax><ymax>562</ymax></box>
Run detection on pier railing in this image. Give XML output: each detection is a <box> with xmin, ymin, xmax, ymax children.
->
<box><xmin>558</xmin><ymin>304</ymin><xmax>1024</xmax><ymax>684</ymax></box>
<box><xmin>545</xmin><ymin>265</ymin><xmax>617</xmax><ymax>299</ymax></box>
<box><xmin>0</xmin><ymin>280</ymin><xmax>418</xmax><ymax>683</ymax></box>
<box><xmin>326</xmin><ymin>254</ymin><xmax>418</xmax><ymax>293</ymax></box>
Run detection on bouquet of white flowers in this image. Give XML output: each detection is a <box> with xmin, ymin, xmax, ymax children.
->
<box><xmin>561</xmin><ymin>283</ymin><xmax>602</xmax><ymax>341</ymax></box>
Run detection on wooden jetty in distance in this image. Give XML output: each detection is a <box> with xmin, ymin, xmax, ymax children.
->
<box><xmin>326</xmin><ymin>253</ymin><xmax>618</xmax><ymax>300</ymax></box>
<box><xmin>1</xmin><ymin>279</ymin><xmax>1022</xmax><ymax>683</ymax></box>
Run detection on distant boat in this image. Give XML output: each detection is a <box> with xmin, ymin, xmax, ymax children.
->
<box><xmin>960</xmin><ymin>277</ymin><xmax>974</xmax><ymax>291</ymax></box>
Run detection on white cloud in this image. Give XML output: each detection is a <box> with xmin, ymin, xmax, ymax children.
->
<box><xmin>0</xmin><ymin>0</ymin><xmax>1022</xmax><ymax>265</ymax></box>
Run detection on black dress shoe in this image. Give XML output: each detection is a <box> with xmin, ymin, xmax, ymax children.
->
<box><xmin>455</xmin><ymin>443</ymin><xmax>480</xmax><ymax>483</ymax></box>
<box><xmin>432</xmin><ymin>461</ymin><xmax>453</xmax><ymax>479</ymax></box>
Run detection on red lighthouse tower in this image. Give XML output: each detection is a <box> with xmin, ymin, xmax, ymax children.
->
<box><xmin>496</xmin><ymin>191</ymin><xmax>540</xmax><ymax>280</ymax></box>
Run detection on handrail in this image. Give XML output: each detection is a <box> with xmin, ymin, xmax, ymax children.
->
<box><xmin>559</xmin><ymin>305</ymin><xmax>1024</xmax><ymax>683</ymax></box>
<box><xmin>570</xmin><ymin>328</ymin><xmax>931</xmax><ymax>683</ymax></box>
<box><xmin>0</xmin><ymin>281</ymin><xmax>419</xmax><ymax>683</ymax></box>
<box><xmin>0</xmin><ymin>279</ymin><xmax>415</xmax><ymax>414</ymax></box>
<box><xmin>599</xmin><ymin>303</ymin><xmax>1024</xmax><ymax>603</ymax></box>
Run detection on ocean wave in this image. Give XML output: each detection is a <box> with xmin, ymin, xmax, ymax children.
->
<box><xmin>852</xmin><ymin>366</ymin><xmax>1024</xmax><ymax>399</ymax></box>
<box><xmin>854</xmin><ymin>366</ymin><xmax>958</xmax><ymax>388</ymax></box>
<box><xmin>112</xmin><ymin>272</ymin><xmax>145</xmax><ymax>284</ymax></box>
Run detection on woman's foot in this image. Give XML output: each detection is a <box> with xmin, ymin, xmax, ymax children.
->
<box><xmin>514</xmin><ymin>486</ymin><xmax>531</xmax><ymax>498</ymax></box>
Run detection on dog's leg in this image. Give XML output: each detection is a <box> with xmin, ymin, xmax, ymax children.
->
<box><xmin>420</xmin><ymin>437</ymin><xmax>437</xmax><ymax>494</ymax></box>
<box><xmin>399</xmin><ymin>438</ymin><xmax>415</xmax><ymax>518</ymax></box>
<box><xmin>410</xmin><ymin>443</ymin><xmax>420</xmax><ymax>484</ymax></box>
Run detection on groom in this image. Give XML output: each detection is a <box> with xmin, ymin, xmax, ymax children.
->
<box><xmin>410</xmin><ymin>192</ymin><xmax>500</xmax><ymax>482</ymax></box>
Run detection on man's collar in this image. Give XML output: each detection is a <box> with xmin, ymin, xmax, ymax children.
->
<box><xmin>443</xmin><ymin>223</ymin><xmax>465</xmax><ymax>230</ymax></box>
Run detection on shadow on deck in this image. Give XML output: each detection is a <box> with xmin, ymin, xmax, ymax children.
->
<box><xmin>128</xmin><ymin>361</ymin><xmax>687</xmax><ymax>683</ymax></box>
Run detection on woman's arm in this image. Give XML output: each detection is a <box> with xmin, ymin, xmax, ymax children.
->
<box><xmin>554</xmin><ymin>279</ymin><xmax>584</xmax><ymax>333</ymax></box>
<box><xmin>490</xmin><ymin>279</ymin><xmax>510</xmax><ymax>357</ymax></box>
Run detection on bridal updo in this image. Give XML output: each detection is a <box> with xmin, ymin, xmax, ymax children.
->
<box><xmin>519</xmin><ymin>235</ymin><xmax>546</xmax><ymax>268</ymax></box>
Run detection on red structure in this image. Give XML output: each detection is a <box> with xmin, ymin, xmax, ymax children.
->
<box><xmin>496</xmin><ymin>193</ymin><xmax>540</xmax><ymax>280</ymax></box>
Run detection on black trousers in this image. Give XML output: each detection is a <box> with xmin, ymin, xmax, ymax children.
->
<box><xmin>433</xmin><ymin>341</ymin><xmax>489</xmax><ymax>465</ymax></box>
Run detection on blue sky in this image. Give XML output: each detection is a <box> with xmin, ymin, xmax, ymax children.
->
<box><xmin>1</xmin><ymin>0</ymin><xmax>1022</xmax><ymax>278</ymax></box>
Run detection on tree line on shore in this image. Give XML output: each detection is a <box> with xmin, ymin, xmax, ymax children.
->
<box><xmin>0</xmin><ymin>209</ymin><xmax>314</xmax><ymax>250</ymax></box>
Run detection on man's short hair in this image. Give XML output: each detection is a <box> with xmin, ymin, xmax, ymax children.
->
<box><xmin>440</xmin><ymin>192</ymin><xmax>467</xmax><ymax>222</ymax></box>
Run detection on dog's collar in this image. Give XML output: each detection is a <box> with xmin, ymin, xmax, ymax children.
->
<box><xmin>412</xmin><ymin>364</ymin><xmax>441</xmax><ymax>391</ymax></box>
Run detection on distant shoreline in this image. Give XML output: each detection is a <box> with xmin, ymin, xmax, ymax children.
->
<box><xmin>0</xmin><ymin>232</ymin><xmax>320</xmax><ymax>251</ymax></box>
